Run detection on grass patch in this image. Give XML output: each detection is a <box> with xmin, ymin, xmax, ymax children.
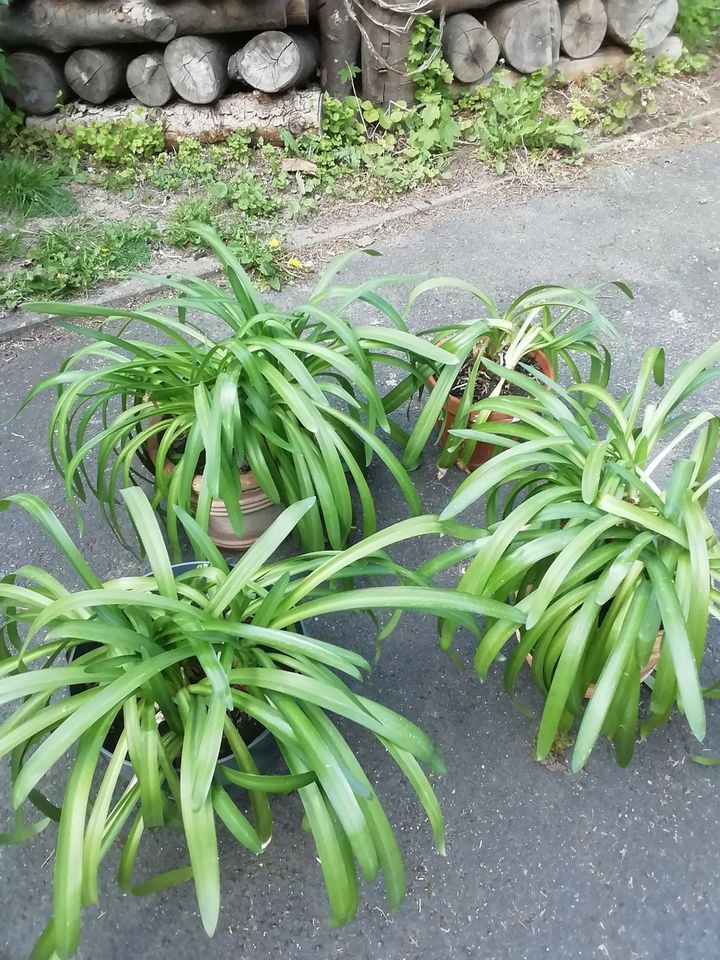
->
<box><xmin>0</xmin><ymin>222</ymin><xmax>157</xmax><ymax>309</ymax></box>
<box><xmin>0</xmin><ymin>155</ymin><xmax>77</xmax><ymax>218</ymax></box>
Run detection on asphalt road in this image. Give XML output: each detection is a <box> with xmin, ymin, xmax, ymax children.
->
<box><xmin>1</xmin><ymin>140</ymin><xmax>719</xmax><ymax>960</ymax></box>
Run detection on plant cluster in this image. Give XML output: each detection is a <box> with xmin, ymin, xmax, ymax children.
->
<box><xmin>459</xmin><ymin>71</ymin><xmax>584</xmax><ymax>172</ymax></box>
<box><xmin>3</xmin><ymin>232</ymin><xmax>720</xmax><ymax>955</ymax></box>
<box><xmin>21</xmin><ymin>227</ymin><xmax>457</xmax><ymax>557</ymax></box>
<box><xmin>0</xmin><ymin>155</ymin><xmax>77</xmax><ymax>218</ymax></box>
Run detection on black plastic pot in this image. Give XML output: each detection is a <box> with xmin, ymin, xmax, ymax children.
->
<box><xmin>67</xmin><ymin>561</ymin><xmax>304</xmax><ymax>784</ymax></box>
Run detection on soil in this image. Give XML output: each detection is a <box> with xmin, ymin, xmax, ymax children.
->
<box><xmin>449</xmin><ymin>344</ymin><xmax>543</xmax><ymax>403</ymax></box>
<box><xmin>100</xmin><ymin>702</ymin><xmax>264</xmax><ymax>761</ymax></box>
<box><xmin>158</xmin><ymin>421</ymin><xmax>251</xmax><ymax>475</ymax></box>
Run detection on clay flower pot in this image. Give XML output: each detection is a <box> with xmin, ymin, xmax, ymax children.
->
<box><xmin>144</xmin><ymin>423</ymin><xmax>281</xmax><ymax>551</ymax></box>
<box><xmin>429</xmin><ymin>345</ymin><xmax>554</xmax><ymax>472</ymax></box>
<box><xmin>525</xmin><ymin>631</ymin><xmax>664</xmax><ymax>700</ymax></box>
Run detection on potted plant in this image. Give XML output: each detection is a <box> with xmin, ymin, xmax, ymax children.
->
<box><xmin>0</xmin><ymin>488</ymin><xmax>522</xmax><ymax>957</ymax></box>
<box><xmin>389</xmin><ymin>279</ymin><xmax>627</xmax><ymax>473</ymax></box>
<box><xmin>17</xmin><ymin>225</ymin><xmax>458</xmax><ymax>557</ymax></box>
<box><xmin>435</xmin><ymin>343</ymin><xmax>720</xmax><ymax>769</ymax></box>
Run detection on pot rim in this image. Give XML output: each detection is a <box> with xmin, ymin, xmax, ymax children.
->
<box><xmin>144</xmin><ymin>415</ymin><xmax>263</xmax><ymax>494</ymax></box>
<box><xmin>428</xmin><ymin>342</ymin><xmax>554</xmax><ymax>419</ymax></box>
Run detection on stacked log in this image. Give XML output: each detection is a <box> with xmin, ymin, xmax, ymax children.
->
<box><xmin>2</xmin><ymin>0</ymin><xmax>312</xmax><ymax>52</ymax></box>
<box><xmin>0</xmin><ymin>0</ymin><xmax>683</xmax><ymax>115</ymax></box>
<box><xmin>163</xmin><ymin>36</ymin><xmax>230</xmax><ymax>104</ymax></box>
<box><xmin>442</xmin><ymin>13</ymin><xmax>500</xmax><ymax>83</ymax></box>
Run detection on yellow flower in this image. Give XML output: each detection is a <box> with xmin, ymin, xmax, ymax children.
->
<box><xmin>101</xmin><ymin>247</ymin><xmax>110</xmax><ymax>253</ymax></box>
<box><xmin>268</xmin><ymin>237</ymin><xmax>280</xmax><ymax>249</ymax></box>
<box><xmin>287</xmin><ymin>257</ymin><xmax>302</xmax><ymax>269</ymax></box>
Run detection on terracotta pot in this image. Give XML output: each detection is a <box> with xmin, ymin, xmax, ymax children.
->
<box><xmin>144</xmin><ymin>422</ymin><xmax>281</xmax><ymax>551</ymax></box>
<box><xmin>525</xmin><ymin>631</ymin><xmax>664</xmax><ymax>700</ymax></box>
<box><xmin>429</xmin><ymin>345</ymin><xmax>554</xmax><ymax>473</ymax></box>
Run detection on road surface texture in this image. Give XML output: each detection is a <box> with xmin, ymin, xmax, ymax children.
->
<box><xmin>0</xmin><ymin>140</ymin><xmax>719</xmax><ymax>960</ymax></box>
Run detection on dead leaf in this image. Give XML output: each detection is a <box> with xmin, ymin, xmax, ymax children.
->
<box><xmin>281</xmin><ymin>158</ymin><xmax>318</xmax><ymax>174</ymax></box>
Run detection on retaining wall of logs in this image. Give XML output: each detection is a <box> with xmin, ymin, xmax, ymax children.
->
<box><xmin>1</xmin><ymin>0</ymin><xmax>682</xmax><ymax>138</ymax></box>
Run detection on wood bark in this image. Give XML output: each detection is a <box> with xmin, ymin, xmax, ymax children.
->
<box><xmin>127</xmin><ymin>51</ymin><xmax>174</xmax><ymax>106</ymax></box>
<box><xmin>442</xmin><ymin>13</ymin><xmax>500</xmax><ymax>82</ymax></box>
<box><xmin>0</xmin><ymin>0</ymin><xmax>311</xmax><ymax>54</ymax></box>
<box><xmin>169</xmin><ymin>0</ymin><xmax>312</xmax><ymax>34</ymax></box>
<box><xmin>429</xmin><ymin>0</ymin><xmax>500</xmax><ymax>11</ymax></box>
<box><xmin>230</xmin><ymin>31</ymin><xmax>319</xmax><ymax>93</ymax></box>
<box><xmin>559</xmin><ymin>0</ymin><xmax>607</xmax><ymax>57</ymax></box>
<box><xmin>605</xmin><ymin>0</ymin><xmax>678</xmax><ymax>48</ymax></box>
<box><xmin>317</xmin><ymin>0</ymin><xmax>361</xmax><ymax>96</ymax></box>
<box><xmin>486</xmin><ymin>0</ymin><xmax>561</xmax><ymax>73</ymax></box>
<box><xmin>1</xmin><ymin>0</ymin><xmax>177</xmax><ymax>53</ymax></box>
<box><xmin>163</xmin><ymin>36</ymin><xmax>230</xmax><ymax>104</ymax></box>
<box><xmin>64</xmin><ymin>48</ymin><xmax>130</xmax><ymax>104</ymax></box>
<box><xmin>26</xmin><ymin>89</ymin><xmax>323</xmax><ymax>146</ymax></box>
<box><xmin>1</xmin><ymin>50</ymin><xmax>71</xmax><ymax>115</ymax></box>
<box><xmin>361</xmin><ymin>1</ymin><xmax>415</xmax><ymax>107</ymax></box>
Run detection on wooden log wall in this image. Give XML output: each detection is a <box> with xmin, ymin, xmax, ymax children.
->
<box><xmin>0</xmin><ymin>0</ymin><xmax>681</xmax><ymax>118</ymax></box>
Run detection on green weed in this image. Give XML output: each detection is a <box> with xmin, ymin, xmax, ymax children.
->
<box><xmin>676</xmin><ymin>0</ymin><xmax>720</xmax><ymax>51</ymax></box>
<box><xmin>0</xmin><ymin>221</ymin><xmax>157</xmax><ymax>308</ymax></box>
<box><xmin>0</xmin><ymin>155</ymin><xmax>77</xmax><ymax>218</ymax></box>
<box><xmin>0</xmin><ymin>227</ymin><xmax>21</xmax><ymax>262</ymax></box>
<box><xmin>167</xmin><ymin>197</ymin><xmax>217</xmax><ymax>246</ymax></box>
<box><xmin>459</xmin><ymin>73</ymin><xmax>584</xmax><ymax>172</ymax></box>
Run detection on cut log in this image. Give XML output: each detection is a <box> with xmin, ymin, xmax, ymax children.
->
<box><xmin>551</xmin><ymin>45</ymin><xmax>628</xmax><ymax>82</ymax></box>
<box><xmin>0</xmin><ymin>1</ymin><xmax>311</xmax><ymax>54</ymax></box>
<box><xmin>230</xmin><ymin>31</ymin><xmax>319</xmax><ymax>94</ymax></box>
<box><xmin>64</xmin><ymin>48</ymin><xmax>130</xmax><ymax>104</ymax></box>
<box><xmin>163</xmin><ymin>36</ymin><xmax>229</xmax><ymax>104</ymax></box>
<box><xmin>361</xmin><ymin>1</ymin><xmax>415</xmax><ymax>107</ymax></box>
<box><xmin>551</xmin><ymin>34</ymin><xmax>681</xmax><ymax>82</ymax></box>
<box><xmin>127</xmin><ymin>51</ymin><xmax>174</xmax><ymax>107</ymax></box>
<box><xmin>25</xmin><ymin>89</ymin><xmax>323</xmax><ymax>146</ymax></box>
<box><xmin>1</xmin><ymin>50</ymin><xmax>71</xmax><ymax>115</ymax></box>
<box><xmin>0</xmin><ymin>0</ymin><xmax>177</xmax><ymax>54</ymax></box>
<box><xmin>442</xmin><ymin>13</ymin><xmax>500</xmax><ymax>82</ymax></box>
<box><xmin>316</xmin><ymin>0</ymin><xmax>361</xmax><ymax>96</ymax></box>
<box><xmin>170</xmin><ymin>0</ymin><xmax>311</xmax><ymax>34</ymax></box>
<box><xmin>605</xmin><ymin>0</ymin><xmax>678</xmax><ymax>48</ymax></box>
<box><xmin>559</xmin><ymin>0</ymin><xmax>607</xmax><ymax>57</ymax></box>
<box><xmin>486</xmin><ymin>0</ymin><xmax>561</xmax><ymax>74</ymax></box>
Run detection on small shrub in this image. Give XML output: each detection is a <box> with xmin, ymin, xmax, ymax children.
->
<box><xmin>676</xmin><ymin>0</ymin><xmax>720</xmax><ymax>51</ymax></box>
<box><xmin>0</xmin><ymin>155</ymin><xmax>77</xmax><ymax>218</ymax></box>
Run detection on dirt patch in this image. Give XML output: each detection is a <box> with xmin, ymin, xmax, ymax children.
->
<box><xmin>450</xmin><ymin>345</ymin><xmax>543</xmax><ymax>402</ymax></box>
